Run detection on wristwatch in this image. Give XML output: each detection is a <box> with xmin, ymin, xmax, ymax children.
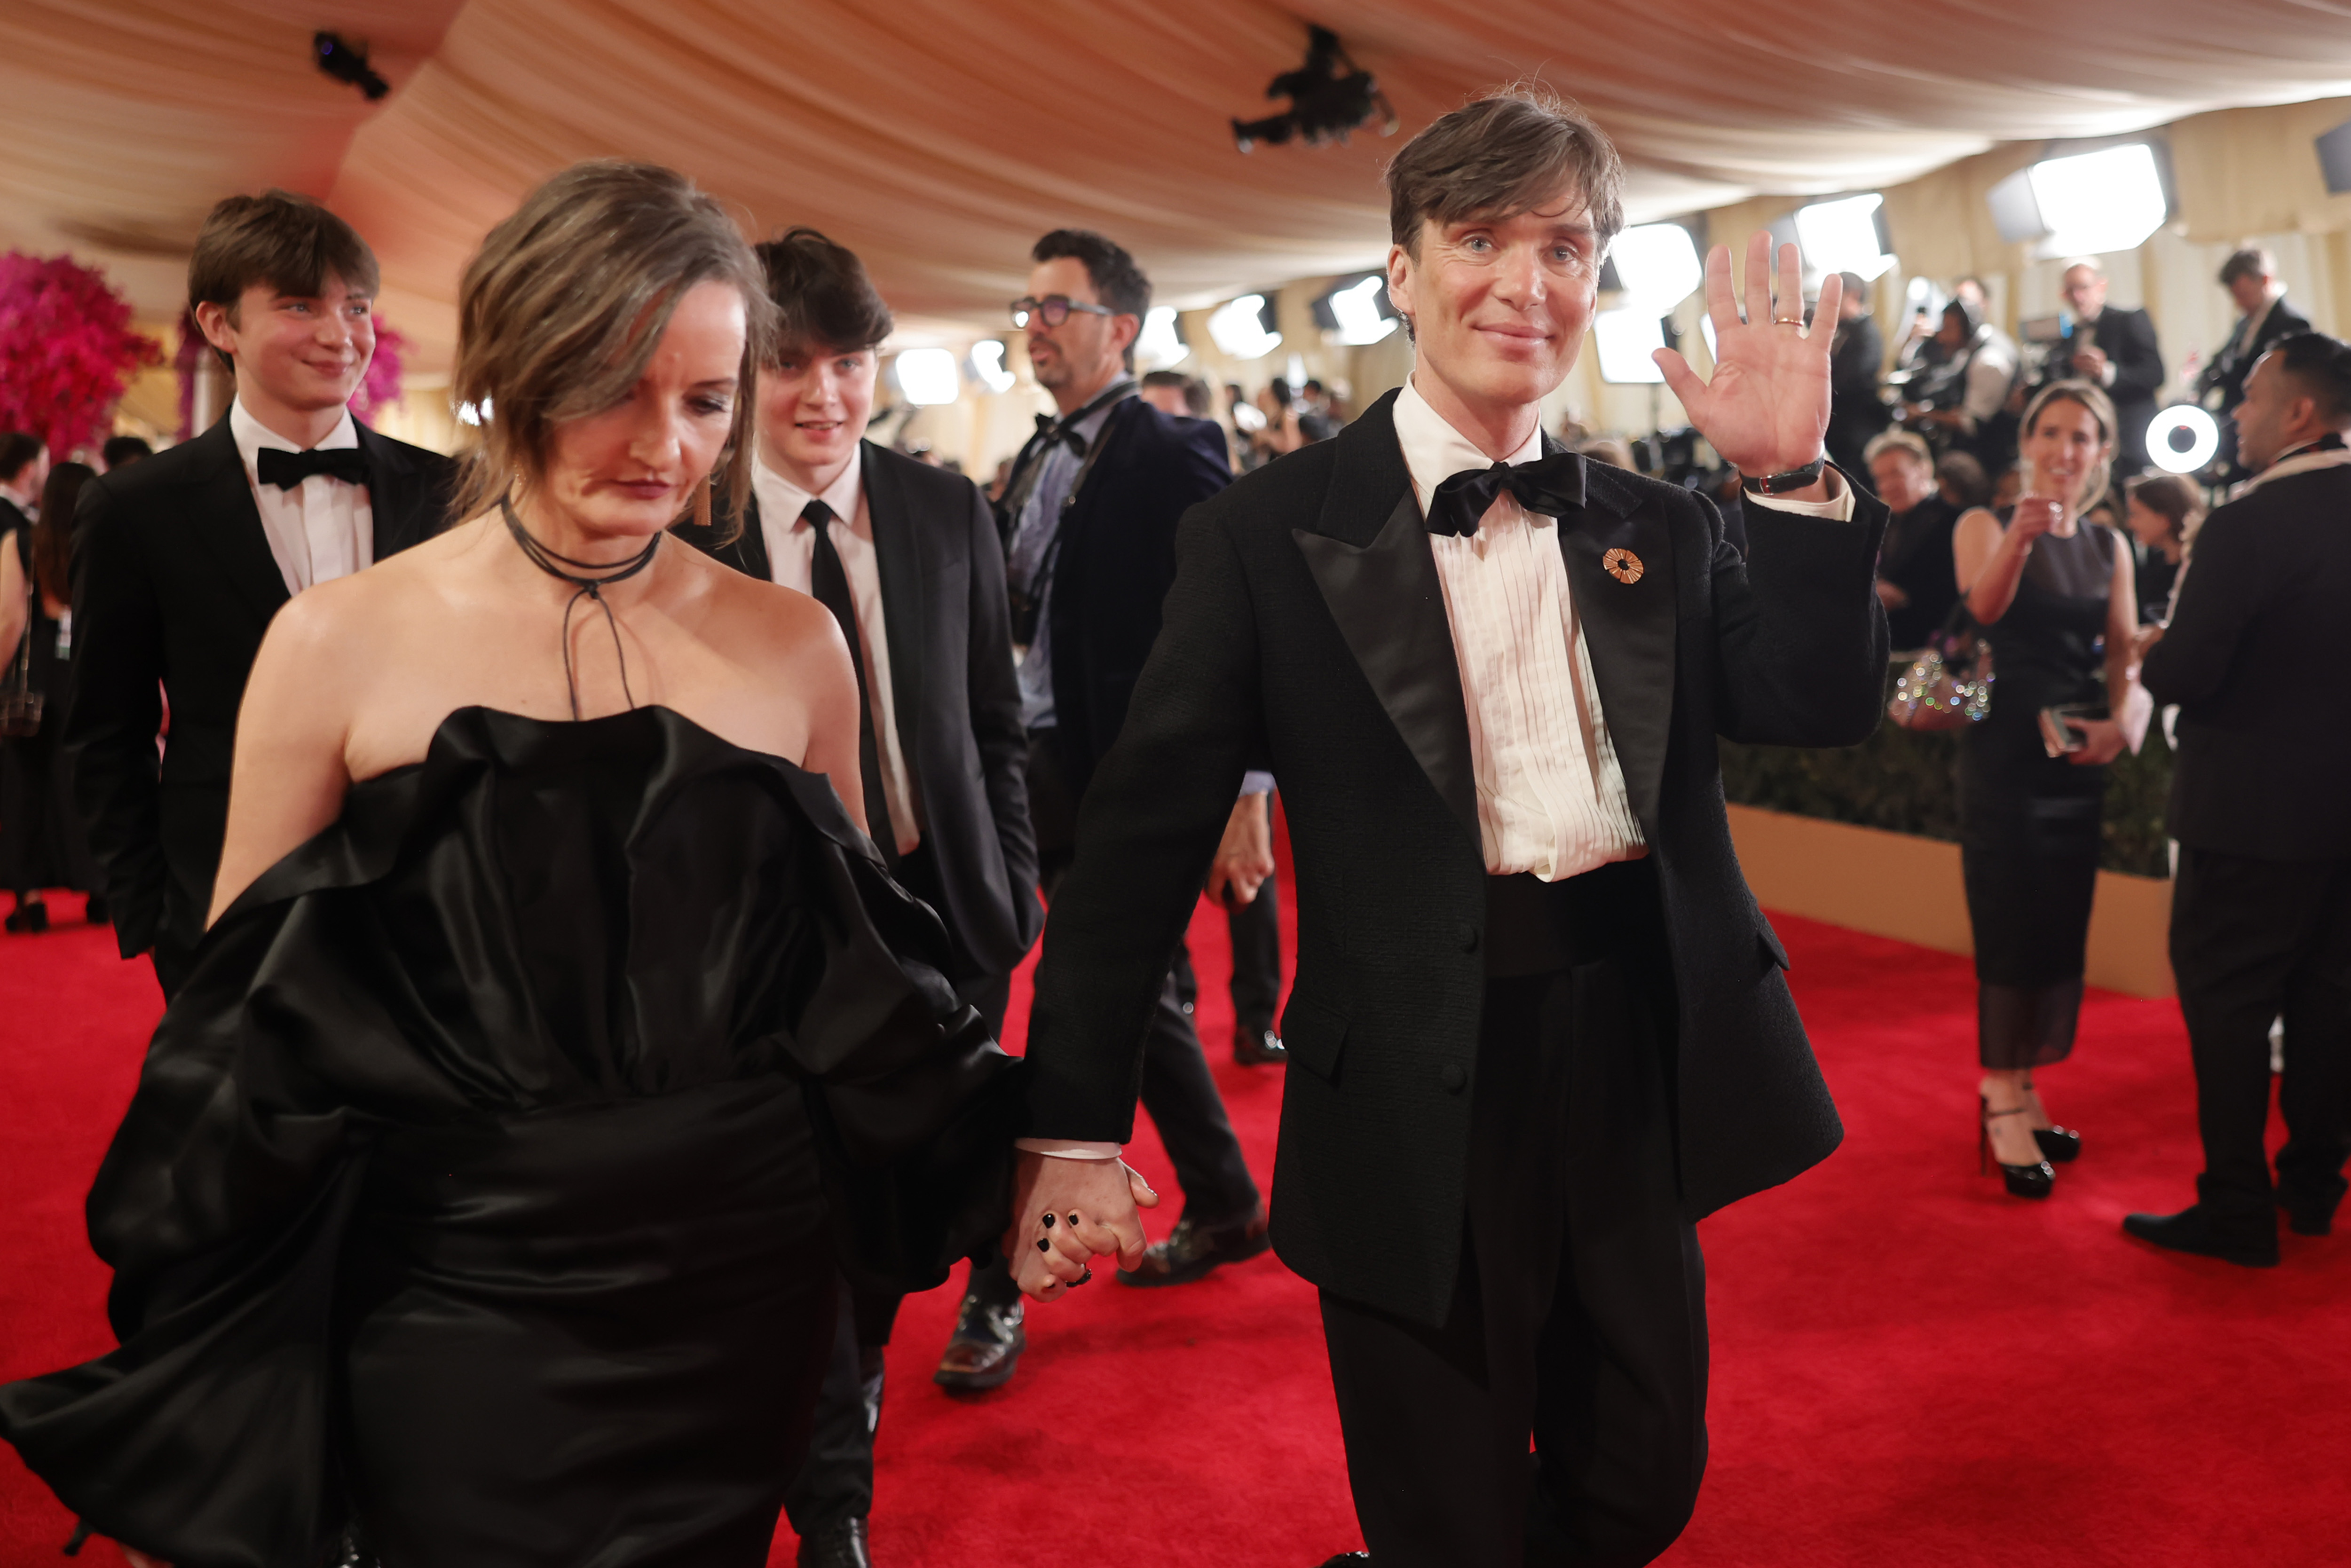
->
<box><xmin>1741</xmin><ymin>457</ymin><xmax>1827</xmax><ymax>496</ymax></box>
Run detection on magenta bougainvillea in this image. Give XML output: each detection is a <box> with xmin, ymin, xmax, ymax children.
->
<box><xmin>348</xmin><ymin>318</ymin><xmax>408</xmax><ymax>421</ymax></box>
<box><xmin>0</xmin><ymin>251</ymin><xmax>162</xmax><ymax>457</ymax></box>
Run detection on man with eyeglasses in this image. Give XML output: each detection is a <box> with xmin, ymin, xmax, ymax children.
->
<box><xmin>929</xmin><ymin>229</ymin><xmax>1273</xmax><ymax>1394</ymax></box>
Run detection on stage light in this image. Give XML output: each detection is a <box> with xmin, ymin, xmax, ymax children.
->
<box><xmin>315</xmin><ymin>32</ymin><xmax>389</xmax><ymax>101</ymax></box>
<box><xmin>2318</xmin><ymin>117</ymin><xmax>2351</xmax><ymax>194</ymax></box>
<box><xmin>2027</xmin><ymin>144</ymin><xmax>2168</xmax><ymax>257</ymax></box>
<box><xmin>1207</xmin><ymin>294</ymin><xmax>1282</xmax><ymax>359</ymax></box>
<box><xmin>969</xmin><ymin>340</ymin><xmax>1015</xmax><ymax>394</ymax></box>
<box><xmin>1593</xmin><ymin>310</ymin><xmax>1667</xmax><ymax>385</ymax></box>
<box><xmin>2146</xmin><ymin>405</ymin><xmax>2219</xmax><ymax>474</ymax></box>
<box><xmin>1231</xmin><ymin>25</ymin><xmax>1397</xmax><ymax>153</ymax></box>
<box><xmin>1609</xmin><ymin>224</ymin><xmax>1703</xmax><ymax>311</ymax></box>
<box><xmin>1323</xmin><ymin>274</ymin><xmax>1399</xmax><ymax>345</ymax></box>
<box><xmin>1136</xmin><ymin>307</ymin><xmax>1189</xmax><ymax>368</ymax></box>
<box><xmin>895</xmin><ymin>348</ymin><xmax>960</xmax><ymax>406</ymax></box>
<box><xmin>1793</xmin><ymin>193</ymin><xmax>1895</xmax><ymax>282</ymax></box>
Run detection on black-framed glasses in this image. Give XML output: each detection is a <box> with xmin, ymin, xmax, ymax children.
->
<box><xmin>1011</xmin><ymin>294</ymin><xmax>1116</xmax><ymax>330</ymax></box>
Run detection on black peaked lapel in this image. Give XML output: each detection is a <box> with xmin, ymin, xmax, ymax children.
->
<box><xmin>859</xmin><ymin>443</ymin><xmax>927</xmax><ymax>770</ymax></box>
<box><xmin>1555</xmin><ymin>456</ymin><xmax>1676</xmax><ymax>835</ymax></box>
<box><xmin>1291</xmin><ymin>394</ymin><xmax>1479</xmax><ymax>850</ymax></box>
<box><xmin>186</xmin><ymin>421</ymin><xmax>289</xmax><ymax>627</ymax></box>
<box><xmin>356</xmin><ymin>422</ymin><xmax>429</xmax><ymax>557</ymax></box>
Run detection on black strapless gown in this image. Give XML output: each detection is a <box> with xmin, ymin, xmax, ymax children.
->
<box><xmin>0</xmin><ymin>706</ymin><xmax>1021</xmax><ymax>1568</ymax></box>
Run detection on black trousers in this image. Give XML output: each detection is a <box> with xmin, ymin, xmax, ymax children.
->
<box><xmin>2170</xmin><ymin>846</ymin><xmax>2351</xmax><ymax>1216</ymax></box>
<box><xmin>1320</xmin><ymin>865</ymin><xmax>1706</xmax><ymax>1568</ymax></box>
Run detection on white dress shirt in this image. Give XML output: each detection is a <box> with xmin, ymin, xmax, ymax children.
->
<box><xmin>751</xmin><ymin>453</ymin><xmax>923</xmax><ymax>856</ymax></box>
<box><xmin>229</xmin><ymin>399</ymin><xmax>373</xmax><ymax>596</ymax></box>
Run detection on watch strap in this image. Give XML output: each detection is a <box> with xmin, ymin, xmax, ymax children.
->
<box><xmin>1742</xmin><ymin>457</ymin><xmax>1827</xmax><ymax>496</ymax></box>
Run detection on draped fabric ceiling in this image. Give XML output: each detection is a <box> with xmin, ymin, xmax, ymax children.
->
<box><xmin>8</xmin><ymin>0</ymin><xmax>2351</xmax><ymax>375</ymax></box>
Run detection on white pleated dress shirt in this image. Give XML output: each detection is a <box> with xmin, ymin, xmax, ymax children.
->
<box><xmin>229</xmin><ymin>400</ymin><xmax>372</xmax><ymax>596</ymax></box>
<box><xmin>750</xmin><ymin>454</ymin><xmax>923</xmax><ymax>857</ymax></box>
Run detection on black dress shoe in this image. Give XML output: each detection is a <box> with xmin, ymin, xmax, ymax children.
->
<box><xmin>798</xmin><ymin>1516</ymin><xmax>872</xmax><ymax>1568</ymax></box>
<box><xmin>1317</xmin><ymin>1555</ymin><xmax>1370</xmax><ymax>1565</ymax></box>
<box><xmin>4</xmin><ymin>902</ymin><xmax>48</xmax><ymax>934</ymax></box>
<box><xmin>2279</xmin><ymin>1189</ymin><xmax>2338</xmax><ymax>1237</ymax></box>
<box><xmin>1234</xmin><ymin>1026</ymin><xmax>1288</xmax><ymax>1067</ymax></box>
<box><xmin>82</xmin><ymin>894</ymin><xmax>109</xmax><ymax>926</ymax></box>
<box><xmin>1118</xmin><ymin>1207</ymin><xmax>1271</xmax><ymax>1287</ymax></box>
<box><xmin>933</xmin><ymin>1292</ymin><xmax>1024</xmax><ymax>1391</ymax></box>
<box><xmin>2122</xmin><ymin>1204</ymin><xmax>2279</xmax><ymax>1267</ymax></box>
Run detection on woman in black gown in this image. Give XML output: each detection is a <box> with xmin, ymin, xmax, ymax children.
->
<box><xmin>3</xmin><ymin>459</ymin><xmax>105</xmax><ymax>929</ymax></box>
<box><xmin>1951</xmin><ymin>380</ymin><xmax>2146</xmax><ymax>1198</ymax></box>
<box><xmin>0</xmin><ymin>162</ymin><xmax>1017</xmax><ymax>1566</ymax></box>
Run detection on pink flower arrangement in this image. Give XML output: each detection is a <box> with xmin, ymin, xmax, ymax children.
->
<box><xmin>349</xmin><ymin>318</ymin><xmax>408</xmax><ymax>421</ymax></box>
<box><xmin>0</xmin><ymin>252</ymin><xmax>162</xmax><ymax>457</ymax></box>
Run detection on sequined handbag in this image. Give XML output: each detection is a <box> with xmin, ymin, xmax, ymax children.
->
<box><xmin>1888</xmin><ymin>604</ymin><xmax>1994</xmax><ymax>731</ymax></box>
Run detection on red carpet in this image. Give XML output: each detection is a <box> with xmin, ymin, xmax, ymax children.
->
<box><xmin>3</xmin><ymin>878</ymin><xmax>2344</xmax><ymax>1567</ymax></box>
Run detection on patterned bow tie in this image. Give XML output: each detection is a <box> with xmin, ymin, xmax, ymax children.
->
<box><xmin>1426</xmin><ymin>451</ymin><xmax>1586</xmax><ymax>538</ymax></box>
<box><xmin>1033</xmin><ymin>413</ymin><xmax>1087</xmax><ymax>458</ymax></box>
<box><xmin>256</xmin><ymin>445</ymin><xmax>369</xmax><ymax>490</ymax></box>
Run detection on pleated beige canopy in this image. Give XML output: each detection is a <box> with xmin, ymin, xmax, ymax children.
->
<box><xmin>8</xmin><ymin>0</ymin><xmax>2351</xmax><ymax>371</ymax></box>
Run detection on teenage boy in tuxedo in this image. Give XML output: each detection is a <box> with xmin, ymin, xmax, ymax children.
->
<box><xmin>1011</xmin><ymin>90</ymin><xmax>1889</xmax><ymax>1566</ymax></box>
<box><xmin>70</xmin><ymin>191</ymin><xmax>454</xmax><ymax>999</ymax></box>
<box><xmin>671</xmin><ymin>228</ymin><xmax>1041</xmax><ymax>1568</ymax></box>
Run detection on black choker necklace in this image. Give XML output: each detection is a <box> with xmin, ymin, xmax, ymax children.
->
<box><xmin>500</xmin><ymin>495</ymin><xmax>661</xmax><ymax>722</ymax></box>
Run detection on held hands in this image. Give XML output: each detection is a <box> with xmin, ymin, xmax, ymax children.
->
<box><xmin>1654</xmin><ymin>233</ymin><xmax>1838</xmax><ymax>480</ymax></box>
<box><xmin>1007</xmin><ymin>1149</ymin><xmax>1159</xmax><ymax>1302</ymax></box>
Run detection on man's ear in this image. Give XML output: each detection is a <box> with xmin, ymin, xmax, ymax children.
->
<box><xmin>1385</xmin><ymin>241</ymin><xmax>1417</xmax><ymax>338</ymax></box>
<box><xmin>192</xmin><ymin>300</ymin><xmax>239</xmax><ymax>357</ymax></box>
<box><xmin>1110</xmin><ymin>311</ymin><xmax>1142</xmax><ymax>359</ymax></box>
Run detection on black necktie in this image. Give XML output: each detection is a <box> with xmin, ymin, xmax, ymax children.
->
<box><xmin>256</xmin><ymin>446</ymin><xmax>369</xmax><ymax>489</ymax></box>
<box><xmin>804</xmin><ymin>500</ymin><xmax>896</xmax><ymax>864</ymax></box>
<box><xmin>1426</xmin><ymin>452</ymin><xmax>1587</xmax><ymax>538</ymax></box>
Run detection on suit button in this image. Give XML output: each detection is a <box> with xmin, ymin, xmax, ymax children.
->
<box><xmin>1441</xmin><ymin>1062</ymin><xmax>1468</xmax><ymax>1093</ymax></box>
<box><xmin>1456</xmin><ymin>922</ymin><xmax>1479</xmax><ymax>953</ymax></box>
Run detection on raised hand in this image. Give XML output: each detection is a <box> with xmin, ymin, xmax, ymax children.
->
<box><xmin>1006</xmin><ymin>1148</ymin><xmax>1159</xmax><ymax>1302</ymax></box>
<box><xmin>1654</xmin><ymin>232</ymin><xmax>1839</xmax><ymax>479</ymax></box>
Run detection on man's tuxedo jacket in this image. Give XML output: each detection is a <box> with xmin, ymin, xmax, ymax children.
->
<box><xmin>997</xmin><ymin>395</ymin><xmax>1233</xmax><ymax>798</ymax></box>
<box><xmin>674</xmin><ymin>441</ymin><xmax>1041</xmax><ymax>986</ymax></box>
<box><xmin>1023</xmin><ymin>390</ymin><xmax>1890</xmax><ymax>1326</ymax></box>
<box><xmin>2059</xmin><ymin>307</ymin><xmax>2165</xmax><ymax>469</ymax></box>
<box><xmin>2142</xmin><ymin>460</ymin><xmax>2351</xmax><ymax>862</ymax></box>
<box><xmin>67</xmin><ymin>417</ymin><xmax>453</xmax><ymax>966</ymax></box>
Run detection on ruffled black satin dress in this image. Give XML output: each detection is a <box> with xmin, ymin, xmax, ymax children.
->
<box><xmin>0</xmin><ymin>705</ymin><xmax>1021</xmax><ymax>1568</ymax></box>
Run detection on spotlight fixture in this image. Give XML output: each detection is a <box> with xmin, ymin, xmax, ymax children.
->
<box><xmin>1986</xmin><ymin>143</ymin><xmax>2168</xmax><ymax>258</ymax></box>
<box><xmin>968</xmin><ymin>340</ymin><xmax>1016</xmax><ymax>394</ymax></box>
<box><xmin>894</xmin><ymin>348</ymin><xmax>961</xmax><ymax>407</ymax></box>
<box><xmin>2146</xmin><ymin>405</ymin><xmax>2220</xmax><ymax>475</ymax></box>
<box><xmin>315</xmin><ymin>31</ymin><xmax>389</xmax><ymax>101</ymax></box>
<box><xmin>1135</xmin><ymin>306</ymin><xmax>1191</xmax><ymax>368</ymax></box>
<box><xmin>1311</xmin><ymin>274</ymin><xmax>1400</xmax><ymax>346</ymax></box>
<box><xmin>1207</xmin><ymin>294</ymin><xmax>1282</xmax><ymax>359</ymax></box>
<box><xmin>1232</xmin><ymin>26</ymin><xmax>1397</xmax><ymax>154</ymax></box>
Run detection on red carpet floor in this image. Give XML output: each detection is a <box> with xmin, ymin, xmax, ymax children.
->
<box><xmin>3</xmin><ymin>880</ymin><xmax>2344</xmax><ymax>1567</ymax></box>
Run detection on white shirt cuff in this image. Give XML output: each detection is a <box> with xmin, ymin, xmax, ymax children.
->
<box><xmin>1015</xmin><ymin>1138</ymin><xmax>1125</xmax><ymax>1160</ymax></box>
<box><xmin>1746</xmin><ymin>466</ymin><xmax>1856</xmax><ymax>520</ymax></box>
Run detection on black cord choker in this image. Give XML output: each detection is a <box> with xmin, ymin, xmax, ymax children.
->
<box><xmin>500</xmin><ymin>495</ymin><xmax>661</xmax><ymax>722</ymax></box>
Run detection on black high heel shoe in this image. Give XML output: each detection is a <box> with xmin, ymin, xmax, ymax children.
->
<box><xmin>1980</xmin><ymin>1097</ymin><xmax>2055</xmax><ymax>1199</ymax></box>
<box><xmin>2020</xmin><ymin>1078</ymin><xmax>2081</xmax><ymax>1162</ymax></box>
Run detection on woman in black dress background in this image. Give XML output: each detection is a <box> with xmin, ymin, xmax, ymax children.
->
<box><xmin>1951</xmin><ymin>380</ymin><xmax>2146</xmax><ymax>1197</ymax></box>
<box><xmin>0</xmin><ymin>162</ymin><xmax>1016</xmax><ymax>1566</ymax></box>
<box><xmin>1</xmin><ymin>459</ymin><xmax>104</xmax><ymax>932</ymax></box>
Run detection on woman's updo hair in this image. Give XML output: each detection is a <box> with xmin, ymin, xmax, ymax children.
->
<box><xmin>2019</xmin><ymin>378</ymin><xmax>2119</xmax><ymax>516</ymax></box>
<box><xmin>451</xmin><ymin>161</ymin><xmax>775</xmax><ymax>534</ymax></box>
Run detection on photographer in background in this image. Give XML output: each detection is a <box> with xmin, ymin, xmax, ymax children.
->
<box><xmin>2194</xmin><ymin>248</ymin><xmax>2311</xmax><ymax>487</ymax></box>
<box><xmin>2050</xmin><ymin>260</ymin><xmax>2165</xmax><ymax>476</ymax></box>
<box><xmin>1827</xmin><ymin>270</ymin><xmax>1888</xmax><ymax>472</ymax></box>
<box><xmin>1865</xmin><ymin>429</ymin><xmax>1958</xmax><ymax>651</ymax></box>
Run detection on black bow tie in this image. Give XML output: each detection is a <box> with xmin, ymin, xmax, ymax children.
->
<box><xmin>1033</xmin><ymin>413</ymin><xmax>1087</xmax><ymax>457</ymax></box>
<box><xmin>1427</xmin><ymin>452</ymin><xmax>1586</xmax><ymax>538</ymax></box>
<box><xmin>256</xmin><ymin>445</ymin><xmax>369</xmax><ymax>490</ymax></box>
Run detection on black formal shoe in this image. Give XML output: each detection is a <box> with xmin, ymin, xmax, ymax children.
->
<box><xmin>2122</xmin><ymin>1204</ymin><xmax>2280</xmax><ymax>1267</ymax></box>
<box><xmin>1317</xmin><ymin>1555</ymin><xmax>1370</xmax><ymax>1565</ymax></box>
<box><xmin>1980</xmin><ymin>1098</ymin><xmax>2054</xmax><ymax>1199</ymax></box>
<box><xmin>798</xmin><ymin>1516</ymin><xmax>872</xmax><ymax>1568</ymax></box>
<box><xmin>933</xmin><ymin>1292</ymin><xmax>1024</xmax><ymax>1391</ymax></box>
<box><xmin>1118</xmin><ymin>1207</ymin><xmax>1272</xmax><ymax>1287</ymax></box>
<box><xmin>4</xmin><ymin>902</ymin><xmax>47</xmax><ymax>934</ymax></box>
<box><xmin>1234</xmin><ymin>1026</ymin><xmax>1288</xmax><ymax>1067</ymax></box>
<box><xmin>82</xmin><ymin>894</ymin><xmax>109</xmax><ymax>926</ymax></box>
<box><xmin>2278</xmin><ymin>1190</ymin><xmax>2338</xmax><ymax>1238</ymax></box>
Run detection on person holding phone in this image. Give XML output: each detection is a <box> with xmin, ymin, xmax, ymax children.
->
<box><xmin>1950</xmin><ymin>379</ymin><xmax>2146</xmax><ymax>1198</ymax></box>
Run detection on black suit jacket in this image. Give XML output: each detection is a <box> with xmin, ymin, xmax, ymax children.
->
<box><xmin>2141</xmin><ymin>459</ymin><xmax>2351</xmax><ymax>861</ymax></box>
<box><xmin>1825</xmin><ymin>312</ymin><xmax>1887</xmax><ymax>470</ymax></box>
<box><xmin>999</xmin><ymin>395</ymin><xmax>1234</xmax><ymax>796</ymax></box>
<box><xmin>673</xmin><ymin>443</ymin><xmax>1041</xmax><ymax>985</ymax></box>
<box><xmin>2197</xmin><ymin>297</ymin><xmax>2312</xmax><ymax>415</ymax></box>
<box><xmin>1877</xmin><ymin>496</ymin><xmax>1961</xmax><ymax>650</ymax></box>
<box><xmin>2061</xmin><ymin>307</ymin><xmax>2165</xmax><ymax>468</ymax></box>
<box><xmin>66</xmin><ymin>417</ymin><xmax>453</xmax><ymax>963</ymax></box>
<box><xmin>1023</xmin><ymin>391</ymin><xmax>1890</xmax><ymax>1325</ymax></box>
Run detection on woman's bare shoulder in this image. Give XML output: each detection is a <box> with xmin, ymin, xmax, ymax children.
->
<box><xmin>690</xmin><ymin>552</ymin><xmax>848</xmax><ymax>668</ymax></box>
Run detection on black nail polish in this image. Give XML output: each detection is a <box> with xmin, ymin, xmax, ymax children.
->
<box><xmin>1067</xmin><ymin>1213</ymin><xmax>1081</xmax><ymax>1226</ymax></box>
<box><xmin>1037</xmin><ymin>1237</ymin><xmax>1050</xmax><ymax>1253</ymax></box>
<box><xmin>1041</xmin><ymin>1213</ymin><xmax>1055</xmax><ymax>1229</ymax></box>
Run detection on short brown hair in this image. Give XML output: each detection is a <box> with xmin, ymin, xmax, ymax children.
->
<box><xmin>1863</xmin><ymin>429</ymin><xmax>1933</xmax><ymax>469</ymax></box>
<box><xmin>2123</xmin><ymin>472</ymin><xmax>2204</xmax><ymax>544</ymax></box>
<box><xmin>754</xmin><ymin>228</ymin><xmax>893</xmax><ymax>357</ymax></box>
<box><xmin>2020</xmin><ymin>378</ymin><xmax>2120</xmax><ymax>515</ymax></box>
<box><xmin>2218</xmin><ymin>247</ymin><xmax>2276</xmax><ymax>287</ymax></box>
<box><xmin>450</xmin><ymin>161</ymin><xmax>774</xmax><ymax>536</ymax></box>
<box><xmin>1384</xmin><ymin>87</ymin><xmax>1625</xmax><ymax>256</ymax></box>
<box><xmin>187</xmin><ymin>190</ymin><xmax>379</xmax><ymax>319</ymax></box>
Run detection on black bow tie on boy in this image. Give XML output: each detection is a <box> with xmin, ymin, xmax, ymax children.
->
<box><xmin>256</xmin><ymin>446</ymin><xmax>370</xmax><ymax>490</ymax></box>
<box><xmin>1426</xmin><ymin>451</ymin><xmax>1586</xmax><ymax>537</ymax></box>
